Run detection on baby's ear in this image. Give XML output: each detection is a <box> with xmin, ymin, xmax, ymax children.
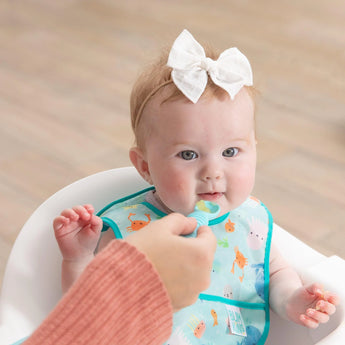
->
<box><xmin>129</xmin><ymin>147</ymin><xmax>153</xmax><ymax>185</ymax></box>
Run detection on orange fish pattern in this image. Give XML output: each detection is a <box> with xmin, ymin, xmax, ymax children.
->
<box><xmin>193</xmin><ymin>320</ymin><xmax>206</xmax><ymax>338</ymax></box>
<box><xmin>225</xmin><ymin>218</ymin><xmax>235</xmax><ymax>232</ymax></box>
<box><xmin>231</xmin><ymin>246</ymin><xmax>248</xmax><ymax>282</ymax></box>
<box><xmin>211</xmin><ymin>309</ymin><xmax>218</xmax><ymax>326</ymax></box>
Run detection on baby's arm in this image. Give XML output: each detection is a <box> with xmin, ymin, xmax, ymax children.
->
<box><xmin>53</xmin><ymin>205</ymin><xmax>103</xmax><ymax>293</ymax></box>
<box><xmin>269</xmin><ymin>244</ymin><xmax>339</xmax><ymax>328</ymax></box>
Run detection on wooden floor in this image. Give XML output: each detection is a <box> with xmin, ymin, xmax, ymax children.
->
<box><xmin>1</xmin><ymin>0</ymin><xmax>344</xmax><ymax>287</ymax></box>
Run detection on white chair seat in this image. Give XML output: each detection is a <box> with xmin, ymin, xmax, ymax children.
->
<box><xmin>0</xmin><ymin>167</ymin><xmax>344</xmax><ymax>344</ymax></box>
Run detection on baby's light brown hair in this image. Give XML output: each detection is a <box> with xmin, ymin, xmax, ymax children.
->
<box><xmin>130</xmin><ymin>44</ymin><xmax>256</xmax><ymax>148</ymax></box>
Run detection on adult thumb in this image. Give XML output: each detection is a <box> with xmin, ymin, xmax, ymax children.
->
<box><xmin>195</xmin><ymin>225</ymin><xmax>217</xmax><ymax>252</ymax></box>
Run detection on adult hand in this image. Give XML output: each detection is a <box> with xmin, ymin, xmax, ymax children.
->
<box><xmin>126</xmin><ymin>213</ymin><xmax>217</xmax><ymax>312</ymax></box>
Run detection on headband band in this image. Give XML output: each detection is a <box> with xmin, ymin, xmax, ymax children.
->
<box><xmin>133</xmin><ymin>79</ymin><xmax>173</xmax><ymax>131</ymax></box>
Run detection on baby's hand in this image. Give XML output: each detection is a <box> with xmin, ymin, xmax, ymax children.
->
<box><xmin>286</xmin><ymin>283</ymin><xmax>339</xmax><ymax>329</ymax></box>
<box><xmin>53</xmin><ymin>205</ymin><xmax>103</xmax><ymax>262</ymax></box>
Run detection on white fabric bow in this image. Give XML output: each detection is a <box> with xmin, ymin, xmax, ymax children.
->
<box><xmin>167</xmin><ymin>29</ymin><xmax>253</xmax><ymax>103</ymax></box>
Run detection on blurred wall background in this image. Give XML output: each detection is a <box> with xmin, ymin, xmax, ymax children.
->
<box><xmin>1</xmin><ymin>0</ymin><xmax>344</xmax><ymax>286</ymax></box>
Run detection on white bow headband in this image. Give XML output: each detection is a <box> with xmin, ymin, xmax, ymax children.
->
<box><xmin>133</xmin><ymin>30</ymin><xmax>253</xmax><ymax>131</ymax></box>
<box><xmin>167</xmin><ymin>29</ymin><xmax>253</xmax><ymax>103</ymax></box>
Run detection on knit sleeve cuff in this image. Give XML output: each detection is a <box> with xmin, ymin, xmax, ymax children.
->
<box><xmin>25</xmin><ymin>240</ymin><xmax>173</xmax><ymax>345</ymax></box>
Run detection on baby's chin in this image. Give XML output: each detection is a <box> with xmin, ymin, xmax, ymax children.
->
<box><xmin>215</xmin><ymin>198</ymin><xmax>245</xmax><ymax>216</ymax></box>
<box><xmin>166</xmin><ymin>203</ymin><xmax>199</xmax><ymax>217</ymax></box>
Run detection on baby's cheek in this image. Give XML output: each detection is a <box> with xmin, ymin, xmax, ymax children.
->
<box><xmin>155</xmin><ymin>175</ymin><xmax>181</xmax><ymax>197</ymax></box>
<box><xmin>164</xmin><ymin>171</ymin><xmax>188</xmax><ymax>191</ymax></box>
<box><xmin>162</xmin><ymin>176</ymin><xmax>184</xmax><ymax>195</ymax></box>
<box><xmin>167</xmin><ymin>178</ymin><xmax>189</xmax><ymax>202</ymax></box>
<box><xmin>176</xmin><ymin>179</ymin><xmax>188</xmax><ymax>193</ymax></box>
<box><xmin>162</xmin><ymin>178</ymin><xmax>195</xmax><ymax>213</ymax></box>
<box><xmin>235</xmin><ymin>165</ymin><xmax>255</xmax><ymax>192</ymax></box>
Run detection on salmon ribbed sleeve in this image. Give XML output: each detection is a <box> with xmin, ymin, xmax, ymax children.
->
<box><xmin>24</xmin><ymin>240</ymin><xmax>173</xmax><ymax>345</ymax></box>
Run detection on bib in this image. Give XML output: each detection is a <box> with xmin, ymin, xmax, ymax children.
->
<box><xmin>98</xmin><ymin>188</ymin><xmax>273</xmax><ymax>345</ymax></box>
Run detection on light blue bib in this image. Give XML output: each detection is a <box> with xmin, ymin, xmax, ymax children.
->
<box><xmin>98</xmin><ymin>187</ymin><xmax>273</xmax><ymax>345</ymax></box>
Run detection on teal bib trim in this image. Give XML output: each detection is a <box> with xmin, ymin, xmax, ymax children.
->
<box><xmin>99</xmin><ymin>186</ymin><xmax>233</xmax><ymax>231</ymax></box>
<box><xmin>97</xmin><ymin>186</ymin><xmax>155</xmax><ymax>217</ymax></box>
<box><xmin>262</xmin><ymin>201</ymin><xmax>273</xmax><ymax>304</ymax></box>
<box><xmin>143</xmin><ymin>201</ymin><xmax>230</xmax><ymax>226</ymax></box>
<box><xmin>142</xmin><ymin>201</ymin><xmax>167</xmax><ymax>218</ymax></box>
<box><xmin>102</xmin><ymin>217</ymin><xmax>123</xmax><ymax>239</ymax></box>
<box><xmin>10</xmin><ymin>337</ymin><xmax>28</xmax><ymax>345</ymax></box>
<box><xmin>98</xmin><ymin>186</ymin><xmax>155</xmax><ymax>233</ymax></box>
<box><xmin>209</xmin><ymin>211</ymin><xmax>230</xmax><ymax>225</ymax></box>
<box><xmin>259</xmin><ymin>201</ymin><xmax>273</xmax><ymax>345</ymax></box>
<box><xmin>199</xmin><ymin>293</ymin><xmax>265</xmax><ymax>310</ymax></box>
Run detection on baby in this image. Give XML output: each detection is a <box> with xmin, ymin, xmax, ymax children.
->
<box><xmin>54</xmin><ymin>30</ymin><xmax>338</xmax><ymax>344</ymax></box>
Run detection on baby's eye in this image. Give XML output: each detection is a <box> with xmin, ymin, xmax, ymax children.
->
<box><xmin>179</xmin><ymin>150</ymin><xmax>198</xmax><ymax>160</ymax></box>
<box><xmin>222</xmin><ymin>147</ymin><xmax>239</xmax><ymax>157</ymax></box>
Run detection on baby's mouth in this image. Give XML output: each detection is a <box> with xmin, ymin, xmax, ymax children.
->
<box><xmin>198</xmin><ymin>192</ymin><xmax>224</xmax><ymax>202</ymax></box>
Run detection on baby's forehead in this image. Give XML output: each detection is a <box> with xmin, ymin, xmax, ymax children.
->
<box><xmin>146</xmin><ymin>89</ymin><xmax>255</xmax><ymax>137</ymax></box>
<box><xmin>146</xmin><ymin>86</ymin><xmax>254</xmax><ymax>115</ymax></box>
<box><xmin>138</xmin><ymin>88</ymin><xmax>255</xmax><ymax>151</ymax></box>
<box><xmin>137</xmin><ymin>88</ymin><xmax>256</xmax><ymax>151</ymax></box>
<box><xmin>138</xmin><ymin>86</ymin><xmax>181</xmax><ymax>128</ymax></box>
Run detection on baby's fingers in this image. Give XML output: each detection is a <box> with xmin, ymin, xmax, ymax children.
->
<box><xmin>305</xmin><ymin>283</ymin><xmax>324</xmax><ymax>298</ymax></box>
<box><xmin>89</xmin><ymin>214</ymin><xmax>103</xmax><ymax>232</ymax></box>
<box><xmin>53</xmin><ymin>216</ymin><xmax>70</xmax><ymax>231</ymax></box>
<box><xmin>55</xmin><ymin>206</ymin><xmax>91</xmax><ymax>232</ymax></box>
<box><xmin>61</xmin><ymin>208</ymin><xmax>79</xmax><ymax>221</ymax></box>
<box><xmin>316</xmin><ymin>299</ymin><xmax>337</xmax><ymax>315</ymax></box>
<box><xmin>60</xmin><ymin>206</ymin><xmax>91</xmax><ymax>222</ymax></box>
<box><xmin>84</xmin><ymin>204</ymin><xmax>95</xmax><ymax>215</ymax></box>
<box><xmin>300</xmin><ymin>314</ymin><xmax>319</xmax><ymax>329</ymax></box>
<box><xmin>306</xmin><ymin>308</ymin><xmax>330</xmax><ymax>324</ymax></box>
<box><xmin>322</xmin><ymin>291</ymin><xmax>340</xmax><ymax>307</ymax></box>
<box><xmin>72</xmin><ymin>205</ymin><xmax>92</xmax><ymax>221</ymax></box>
<box><xmin>301</xmin><ymin>299</ymin><xmax>338</xmax><ymax>329</ymax></box>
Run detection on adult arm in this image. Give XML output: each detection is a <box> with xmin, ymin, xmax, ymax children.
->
<box><xmin>23</xmin><ymin>240</ymin><xmax>172</xmax><ymax>345</ymax></box>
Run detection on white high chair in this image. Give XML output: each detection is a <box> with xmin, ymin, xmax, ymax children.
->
<box><xmin>0</xmin><ymin>167</ymin><xmax>344</xmax><ymax>344</ymax></box>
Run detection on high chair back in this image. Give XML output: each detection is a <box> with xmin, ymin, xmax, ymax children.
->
<box><xmin>0</xmin><ymin>167</ymin><xmax>344</xmax><ymax>344</ymax></box>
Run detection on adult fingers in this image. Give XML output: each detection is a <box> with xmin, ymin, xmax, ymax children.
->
<box><xmin>159</xmin><ymin>213</ymin><xmax>197</xmax><ymax>236</ymax></box>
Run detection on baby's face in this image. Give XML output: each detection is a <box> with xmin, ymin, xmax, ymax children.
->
<box><xmin>137</xmin><ymin>88</ymin><xmax>256</xmax><ymax>216</ymax></box>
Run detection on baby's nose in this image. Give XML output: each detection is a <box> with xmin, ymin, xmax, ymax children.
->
<box><xmin>202</xmin><ymin>167</ymin><xmax>224</xmax><ymax>181</ymax></box>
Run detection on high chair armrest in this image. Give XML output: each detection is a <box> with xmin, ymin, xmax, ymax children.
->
<box><xmin>316</xmin><ymin>323</ymin><xmax>345</xmax><ymax>345</ymax></box>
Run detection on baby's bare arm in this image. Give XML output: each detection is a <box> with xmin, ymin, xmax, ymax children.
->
<box><xmin>269</xmin><ymin>244</ymin><xmax>339</xmax><ymax>328</ymax></box>
<box><xmin>54</xmin><ymin>205</ymin><xmax>103</xmax><ymax>293</ymax></box>
<box><xmin>269</xmin><ymin>244</ymin><xmax>303</xmax><ymax>318</ymax></box>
